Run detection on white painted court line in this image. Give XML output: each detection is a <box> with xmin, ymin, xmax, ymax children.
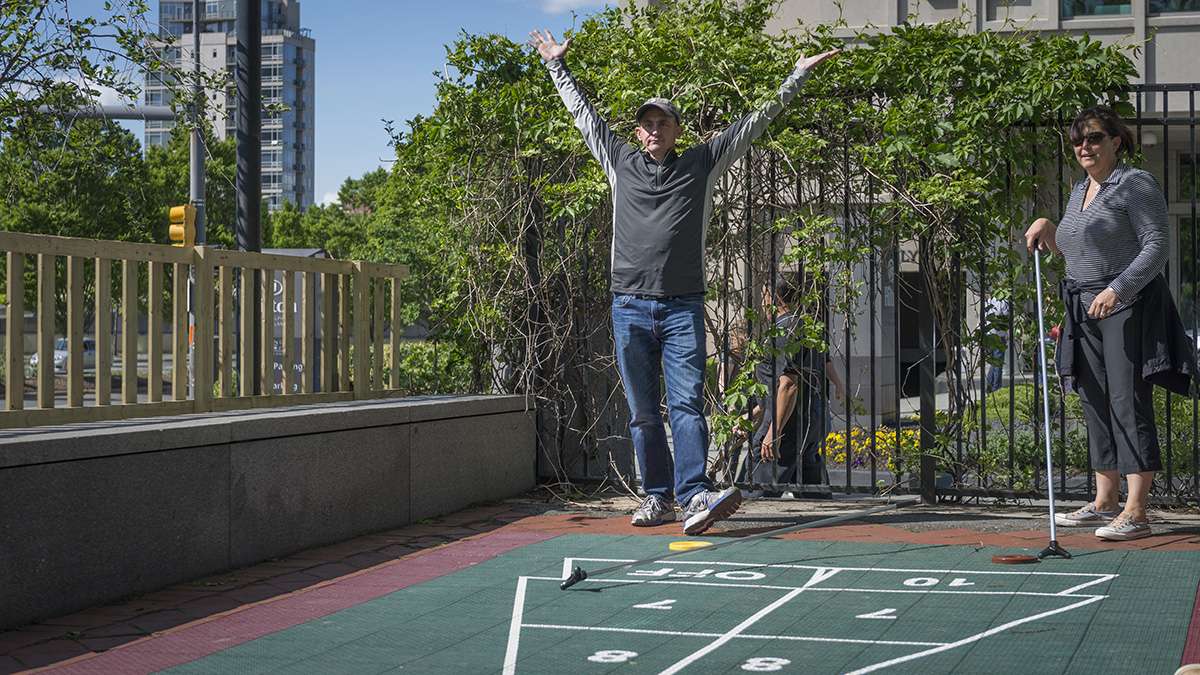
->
<box><xmin>529</xmin><ymin>575</ymin><xmax>804</xmax><ymax>591</ymax></box>
<box><xmin>642</xmin><ymin>581</ymin><xmax>1107</xmax><ymax>599</ymax></box>
<box><xmin>529</xmin><ymin>575</ymin><xmax>1108</xmax><ymax>599</ymax></box>
<box><xmin>657</xmin><ymin>568</ymin><xmax>834</xmax><ymax>675</ymax></box>
<box><xmin>1057</xmin><ymin>574</ymin><xmax>1118</xmax><ymax>596</ymax></box>
<box><xmin>501</xmin><ymin>576</ymin><xmax>528</xmax><ymax>675</ymax></box>
<box><xmin>516</xmin><ymin>568</ymin><xmax>1113</xmax><ymax>674</ymax></box>
<box><xmin>843</xmin><ymin>595</ymin><xmax>1107</xmax><ymax>675</ymax></box>
<box><xmin>565</xmin><ymin>557</ymin><xmax>1118</xmax><ymax>579</ymax></box>
<box><xmin>520</xmin><ymin>623</ymin><xmax>949</xmax><ymax>647</ymax></box>
<box><xmin>658</xmin><ymin>586</ymin><xmax>808</xmax><ymax>675</ymax></box>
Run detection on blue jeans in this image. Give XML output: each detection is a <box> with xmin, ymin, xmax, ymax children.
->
<box><xmin>612</xmin><ymin>293</ymin><xmax>712</xmax><ymax>506</ymax></box>
<box><xmin>986</xmin><ymin>347</ymin><xmax>1005</xmax><ymax>393</ymax></box>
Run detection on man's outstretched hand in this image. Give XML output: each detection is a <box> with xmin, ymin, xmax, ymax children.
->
<box><xmin>797</xmin><ymin>48</ymin><xmax>841</xmax><ymax>72</ymax></box>
<box><xmin>530</xmin><ymin>29</ymin><xmax>570</xmax><ymax>62</ymax></box>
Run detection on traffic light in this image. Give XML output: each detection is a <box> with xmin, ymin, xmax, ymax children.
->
<box><xmin>168</xmin><ymin>204</ymin><xmax>196</xmax><ymax>247</ymax></box>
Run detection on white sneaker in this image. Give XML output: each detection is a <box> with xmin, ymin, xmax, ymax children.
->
<box><xmin>1054</xmin><ymin>503</ymin><xmax>1117</xmax><ymax>527</ymax></box>
<box><xmin>682</xmin><ymin>487</ymin><xmax>743</xmax><ymax>535</ymax></box>
<box><xmin>631</xmin><ymin>494</ymin><xmax>676</xmax><ymax>527</ymax></box>
<box><xmin>1094</xmin><ymin>515</ymin><xmax>1152</xmax><ymax>541</ymax></box>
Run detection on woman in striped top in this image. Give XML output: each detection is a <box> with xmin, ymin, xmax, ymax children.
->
<box><xmin>1024</xmin><ymin>105</ymin><xmax>1169</xmax><ymax>542</ymax></box>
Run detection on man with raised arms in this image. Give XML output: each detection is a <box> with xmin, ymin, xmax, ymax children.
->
<box><xmin>531</xmin><ymin>29</ymin><xmax>839</xmax><ymax>535</ymax></box>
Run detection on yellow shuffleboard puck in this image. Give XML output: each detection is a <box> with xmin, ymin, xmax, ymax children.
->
<box><xmin>668</xmin><ymin>540</ymin><xmax>714</xmax><ymax>552</ymax></box>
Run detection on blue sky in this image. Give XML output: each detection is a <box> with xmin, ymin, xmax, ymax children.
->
<box><xmin>302</xmin><ymin>0</ymin><xmax>613</xmax><ymax>203</ymax></box>
<box><xmin>70</xmin><ymin>0</ymin><xmax>613</xmax><ymax>205</ymax></box>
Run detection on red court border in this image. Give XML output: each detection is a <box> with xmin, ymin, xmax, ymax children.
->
<box><xmin>40</xmin><ymin>530</ymin><xmax>558</xmax><ymax>674</ymax></box>
<box><xmin>1184</xmin><ymin>577</ymin><xmax>1200</xmax><ymax>666</ymax></box>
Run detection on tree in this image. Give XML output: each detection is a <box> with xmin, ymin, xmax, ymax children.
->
<box><xmin>267</xmin><ymin>200</ymin><xmax>304</xmax><ymax>248</ymax></box>
<box><xmin>264</xmin><ymin>201</ymin><xmax>363</xmax><ymax>257</ymax></box>
<box><xmin>0</xmin><ymin>1</ymin><xmax>186</xmax><ymax>131</ymax></box>
<box><xmin>363</xmin><ymin>0</ymin><xmax>1138</xmax><ymax>488</ymax></box>
<box><xmin>143</xmin><ymin>129</ymin><xmax>238</xmax><ymax>247</ymax></box>
<box><xmin>337</xmin><ymin>167</ymin><xmax>388</xmax><ymax>213</ymax></box>
<box><xmin>0</xmin><ymin>114</ymin><xmax>161</xmax><ymax>326</ymax></box>
<box><xmin>0</xmin><ymin>116</ymin><xmax>157</xmax><ymax>241</ymax></box>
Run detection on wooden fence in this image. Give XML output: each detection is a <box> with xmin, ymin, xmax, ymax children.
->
<box><xmin>0</xmin><ymin>231</ymin><xmax>409</xmax><ymax>429</ymax></box>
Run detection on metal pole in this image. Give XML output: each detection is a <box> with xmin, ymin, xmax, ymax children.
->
<box><xmin>187</xmin><ymin>0</ymin><xmax>204</xmax><ymax>400</ymax></box>
<box><xmin>191</xmin><ymin>0</ymin><xmax>206</xmax><ymax>243</ymax></box>
<box><xmin>34</xmin><ymin>104</ymin><xmax>177</xmax><ymax>120</ymax></box>
<box><xmin>237</xmin><ymin>0</ymin><xmax>262</xmax><ymax>392</ymax></box>
<box><xmin>1034</xmin><ymin>250</ymin><xmax>1069</xmax><ymax>559</ymax></box>
<box><xmin>918</xmin><ymin>237</ymin><xmax>937</xmax><ymax>505</ymax></box>
<box><xmin>236</xmin><ymin>0</ymin><xmax>261</xmax><ymax>252</ymax></box>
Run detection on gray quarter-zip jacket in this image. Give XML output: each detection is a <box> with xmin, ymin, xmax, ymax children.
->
<box><xmin>546</xmin><ymin>57</ymin><xmax>812</xmax><ymax>297</ymax></box>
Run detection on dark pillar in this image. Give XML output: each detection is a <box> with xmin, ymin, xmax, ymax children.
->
<box><xmin>237</xmin><ymin>0</ymin><xmax>262</xmax><ymax>392</ymax></box>
<box><xmin>918</xmin><ymin>237</ymin><xmax>937</xmax><ymax>505</ymax></box>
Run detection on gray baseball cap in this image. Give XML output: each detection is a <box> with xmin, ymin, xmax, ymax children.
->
<box><xmin>636</xmin><ymin>97</ymin><xmax>681</xmax><ymax>124</ymax></box>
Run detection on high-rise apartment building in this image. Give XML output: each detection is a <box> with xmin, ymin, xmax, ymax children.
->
<box><xmin>145</xmin><ymin>0</ymin><xmax>316</xmax><ymax>211</ymax></box>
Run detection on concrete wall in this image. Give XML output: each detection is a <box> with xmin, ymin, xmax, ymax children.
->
<box><xmin>0</xmin><ymin>395</ymin><xmax>534</xmax><ymax>630</ymax></box>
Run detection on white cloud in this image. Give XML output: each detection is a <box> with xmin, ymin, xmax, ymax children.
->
<box><xmin>93</xmin><ymin>83</ymin><xmax>135</xmax><ymax>107</ymax></box>
<box><xmin>539</xmin><ymin>0</ymin><xmax>609</xmax><ymax>14</ymax></box>
<box><xmin>53</xmin><ymin>73</ymin><xmax>141</xmax><ymax>107</ymax></box>
<box><xmin>319</xmin><ymin>191</ymin><xmax>340</xmax><ymax>206</ymax></box>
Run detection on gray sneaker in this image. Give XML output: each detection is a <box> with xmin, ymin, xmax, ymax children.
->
<box><xmin>631</xmin><ymin>494</ymin><xmax>676</xmax><ymax>527</ymax></box>
<box><xmin>682</xmin><ymin>487</ymin><xmax>743</xmax><ymax>535</ymax></box>
<box><xmin>1095</xmin><ymin>515</ymin><xmax>1152</xmax><ymax>541</ymax></box>
<box><xmin>1054</xmin><ymin>503</ymin><xmax>1118</xmax><ymax>527</ymax></box>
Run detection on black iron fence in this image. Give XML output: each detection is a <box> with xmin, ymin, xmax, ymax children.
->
<box><xmin>702</xmin><ymin>83</ymin><xmax>1200</xmax><ymax>505</ymax></box>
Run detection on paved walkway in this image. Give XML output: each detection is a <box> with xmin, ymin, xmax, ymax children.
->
<box><xmin>2</xmin><ymin>494</ymin><xmax>1199</xmax><ymax>673</ymax></box>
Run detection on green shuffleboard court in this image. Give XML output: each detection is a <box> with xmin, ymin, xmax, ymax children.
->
<box><xmin>164</xmin><ymin>534</ymin><xmax>1200</xmax><ymax>674</ymax></box>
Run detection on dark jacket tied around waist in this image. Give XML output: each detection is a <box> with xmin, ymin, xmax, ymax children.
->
<box><xmin>1056</xmin><ymin>274</ymin><xmax>1198</xmax><ymax>396</ymax></box>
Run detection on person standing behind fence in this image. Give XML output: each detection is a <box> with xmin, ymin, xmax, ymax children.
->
<box><xmin>1025</xmin><ymin>105</ymin><xmax>1196</xmax><ymax>541</ymax></box>
<box><xmin>984</xmin><ymin>296</ymin><xmax>1010</xmax><ymax>393</ymax></box>
<box><xmin>746</xmin><ymin>276</ymin><xmax>845</xmax><ymax>496</ymax></box>
<box><xmin>530</xmin><ymin>29</ymin><xmax>839</xmax><ymax>534</ymax></box>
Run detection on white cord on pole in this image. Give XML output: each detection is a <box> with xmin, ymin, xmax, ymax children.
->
<box><xmin>1033</xmin><ymin>250</ymin><xmax>1061</xmax><ymax>542</ymax></box>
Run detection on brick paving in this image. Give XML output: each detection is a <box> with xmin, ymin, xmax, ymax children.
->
<box><xmin>2</xmin><ymin>494</ymin><xmax>1198</xmax><ymax>673</ymax></box>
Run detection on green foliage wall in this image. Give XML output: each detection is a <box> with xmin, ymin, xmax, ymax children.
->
<box><xmin>351</xmin><ymin>0</ymin><xmax>1141</xmax><ymax>483</ymax></box>
<box><xmin>0</xmin><ymin>0</ymin><xmax>1160</xmax><ymax>490</ymax></box>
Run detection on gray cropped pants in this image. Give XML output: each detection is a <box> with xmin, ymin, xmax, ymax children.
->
<box><xmin>1073</xmin><ymin>300</ymin><xmax>1161</xmax><ymax>475</ymax></box>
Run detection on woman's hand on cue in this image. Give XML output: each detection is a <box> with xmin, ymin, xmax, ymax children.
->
<box><xmin>1024</xmin><ymin>217</ymin><xmax>1060</xmax><ymax>255</ymax></box>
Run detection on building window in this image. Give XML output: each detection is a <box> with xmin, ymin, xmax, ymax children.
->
<box><xmin>1150</xmin><ymin>0</ymin><xmax>1200</xmax><ymax>11</ymax></box>
<box><xmin>1061</xmin><ymin>0</ymin><xmax>1131</xmax><ymax>17</ymax></box>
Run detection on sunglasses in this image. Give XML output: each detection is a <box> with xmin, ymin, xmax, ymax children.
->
<box><xmin>1071</xmin><ymin>131</ymin><xmax>1109</xmax><ymax>147</ymax></box>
